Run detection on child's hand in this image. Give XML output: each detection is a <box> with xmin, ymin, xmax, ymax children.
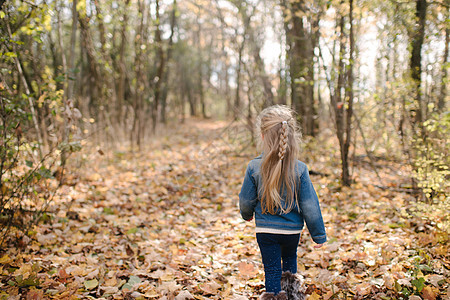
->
<box><xmin>313</xmin><ymin>243</ymin><xmax>324</xmax><ymax>249</ymax></box>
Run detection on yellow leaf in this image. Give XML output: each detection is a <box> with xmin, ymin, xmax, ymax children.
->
<box><xmin>104</xmin><ymin>277</ymin><xmax>117</xmax><ymax>287</ymax></box>
<box><xmin>14</xmin><ymin>264</ymin><xmax>32</xmax><ymax>279</ymax></box>
<box><xmin>144</xmin><ymin>290</ymin><xmax>159</xmax><ymax>297</ymax></box>
<box><xmin>160</xmin><ymin>272</ymin><xmax>174</xmax><ymax>281</ymax></box>
<box><xmin>0</xmin><ymin>255</ymin><xmax>11</xmax><ymax>264</ymax></box>
<box><xmin>309</xmin><ymin>292</ymin><xmax>321</xmax><ymax>300</ymax></box>
<box><xmin>297</xmin><ymin>263</ymin><xmax>306</xmax><ymax>272</ymax></box>
<box><xmin>84</xmin><ymin>278</ymin><xmax>98</xmax><ymax>290</ymax></box>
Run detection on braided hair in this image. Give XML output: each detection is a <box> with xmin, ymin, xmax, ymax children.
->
<box><xmin>257</xmin><ymin>105</ymin><xmax>302</xmax><ymax>215</ymax></box>
<box><xmin>278</xmin><ymin>121</ymin><xmax>289</xmax><ymax>161</ymax></box>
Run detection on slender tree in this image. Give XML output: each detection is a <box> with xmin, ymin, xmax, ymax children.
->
<box><xmin>409</xmin><ymin>0</ymin><xmax>427</xmax><ymax>133</ymax></box>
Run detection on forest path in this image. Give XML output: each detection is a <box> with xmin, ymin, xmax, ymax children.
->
<box><xmin>1</xmin><ymin>119</ymin><xmax>448</xmax><ymax>299</ymax></box>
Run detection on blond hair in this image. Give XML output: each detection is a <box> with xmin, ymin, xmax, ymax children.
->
<box><xmin>256</xmin><ymin>105</ymin><xmax>302</xmax><ymax>214</ymax></box>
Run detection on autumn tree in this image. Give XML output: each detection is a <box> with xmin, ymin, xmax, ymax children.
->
<box><xmin>281</xmin><ymin>0</ymin><xmax>324</xmax><ymax>136</ymax></box>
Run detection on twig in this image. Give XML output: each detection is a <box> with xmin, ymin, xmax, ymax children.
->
<box><xmin>373</xmin><ymin>184</ymin><xmax>421</xmax><ymax>194</ymax></box>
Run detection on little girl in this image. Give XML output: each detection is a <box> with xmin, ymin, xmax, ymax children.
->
<box><xmin>239</xmin><ymin>105</ymin><xmax>326</xmax><ymax>300</ymax></box>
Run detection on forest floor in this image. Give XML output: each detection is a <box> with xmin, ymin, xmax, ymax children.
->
<box><xmin>0</xmin><ymin>119</ymin><xmax>449</xmax><ymax>300</ymax></box>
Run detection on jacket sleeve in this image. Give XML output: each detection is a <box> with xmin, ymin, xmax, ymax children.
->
<box><xmin>298</xmin><ymin>165</ymin><xmax>327</xmax><ymax>244</ymax></box>
<box><xmin>239</xmin><ymin>164</ymin><xmax>258</xmax><ymax>221</ymax></box>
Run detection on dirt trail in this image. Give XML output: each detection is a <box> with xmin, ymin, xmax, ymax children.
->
<box><xmin>1</xmin><ymin>119</ymin><xmax>448</xmax><ymax>299</ymax></box>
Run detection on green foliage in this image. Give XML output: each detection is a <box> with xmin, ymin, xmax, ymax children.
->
<box><xmin>0</xmin><ymin>95</ymin><xmax>56</xmax><ymax>246</ymax></box>
<box><xmin>412</xmin><ymin>110</ymin><xmax>450</xmax><ymax>234</ymax></box>
<box><xmin>0</xmin><ymin>2</ymin><xmax>81</xmax><ymax>246</ymax></box>
<box><xmin>411</xmin><ymin>277</ymin><xmax>425</xmax><ymax>293</ymax></box>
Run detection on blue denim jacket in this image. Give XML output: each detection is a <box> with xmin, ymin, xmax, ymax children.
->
<box><xmin>239</xmin><ymin>155</ymin><xmax>327</xmax><ymax>244</ymax></box>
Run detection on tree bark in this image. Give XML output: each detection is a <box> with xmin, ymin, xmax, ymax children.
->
<box><xmin>438</xmin><ymin>23</ymin><xmax>448</xmax><ymax>111</ymax></box>
<box><xmin>328</xmin><ymin>1</ymin><xmax>353</xmax><ymax>187</ymax></box>
<box><xmin>152</xmin><ymin>0</ymin><xmax>165</xmax><ymax>133</ymax></box>
<box><xmin>160</xmin><ymin>0</ymin><xmax>177</xmax><ymax>124</ymax></box>
<box><xmin>284</xmin><ymin>0</ymin><xmax>317</xmax><ymax>135</ymax></box>
<box><xmin>234</xmin><ymin>37</ymin><xmax>244</xmax><ymax>120</ymax></box>
<box><xmin>61</xmin><ymin>0</ymin><xmax>77</xmax><ymax>167</ymax></box>
<box><xmin>342</xmin><ymin>0</ymin><xmax>355</xmax><ymax>186</ymax></box>
<box><xmin>55</xmin><ymin>1</ymin><xmax>67</xmax><ymax>92</ymax></box>
<box><xmin>67</xmin><ymin>0</ymin><xmax>77</xmax><ymax>104</ymax></box>
<box><xmin>117</xmin><ymin>0</ymin><xmax>131</xmax><ymax>128</ymax></box>
<box><xmin>131</xmin><ymin>0</ymin><xmax>146</xmax><ymax>148</ymax></box>
<box><xmin>410</xmin><ymin>0</ymin><xmax>427</xmax><ymax>130</ymax></box>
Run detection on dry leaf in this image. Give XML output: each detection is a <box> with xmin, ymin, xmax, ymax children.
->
<box><xmin>422</xmin><ymin>286</ymin><xmax>437</xmax><ymax>300</ymax></box>
<box><xmin>1</xmin><ymin>120</ymin><xmax>449</xmax><ymax>299</ymax></box>
<box><xmin>200</xmin><ymin>281</ymin><xmax>221</xmax><ymax>294</ymax></box>
<box><xmin>238</xmin><ymin>261</ymin><xmax>257</xmax><ymax>277</ymax></box>
<box><xmin>175</xmin><ymin>290</ymin><xmax>194</xmax><ymax>299</ymax></box>
<box><xmin>308</xmin><ymin>292</ymin><xmax>321</xmax><ymax>300</ymax></box>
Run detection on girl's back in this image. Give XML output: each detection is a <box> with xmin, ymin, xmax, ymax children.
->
<box><xmin>240</xmin><ymin>154</ymin><xmax>326</xmax><ymax>242</ymax></box>
<box><xmin>238</xmin><ymin>105</ymin><xmax>326</xmax><ymax>299</ymax></box>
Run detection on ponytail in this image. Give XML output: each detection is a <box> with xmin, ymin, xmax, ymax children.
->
<box><xmin>258</xmin><ymin>106</ymin><xmax>301</xmax><ymax>215</ymax></box>
<box><xmin>278</xmin><ymin>121</ymin><xmax>288</xmax><ymax>161</ymax></box>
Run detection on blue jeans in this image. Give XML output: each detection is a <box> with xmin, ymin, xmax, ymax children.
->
<box><xmin>256</xmin><ymin>233</ymin><xmax>300</xmax><ymax>294</ymax></box>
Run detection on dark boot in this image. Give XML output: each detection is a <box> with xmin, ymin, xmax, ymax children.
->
<box><xmin>260</xmin><ymin>292</ymin><xmax>276</xmax><ymax>300</ymax></box>
<box><xmin>260</xmin><ymin>291</ymin><xmax>287</xmax><ymax>300</ymax></box>
<box><xmin>275</xmin><ymin>291</ymin><xmax>287</xmax><ymax>300</ymax></box>
<box><xmin>280</xmin><ymin>272</ymin><xmax>306</xmax><ymax>300</ymax></box>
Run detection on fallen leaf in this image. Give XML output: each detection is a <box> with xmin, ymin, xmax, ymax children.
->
<box><xmin>200</xmin><ymin>281</ymin><xmax>221</xmax><ymax>294</ymax></box>
<box><xmin>355</xmin><ymin>282</ymin><xmax>372</xmax><ymax>296</ymax></box>
<box><xmin>238</xmin><ymin>261</ymin><xmax>257</xmax><ymax>277</ymax></box>
<box><xmin>422</xmin><ymin>286</ymin><xmax>437</xmax><ymax>300</ymax></box>
<box><xmin>308</xmin><ymin>292</ymin><xmax>321</xmax><ymax>300</ymax></box>
<box><xmin>0</xmin><ymin>255</ymin><xmax>11</xmax><ymax>264</ymax></box>
<box><xmin>84</xmin><ymin>279</ymin><xmax>98</xmax><ymax>290</ymax></box>
<box><xmin>426</xmin><ymin>275</ymin><xmax>444</xmax><ymax>288</ymax></box>
<box><xmin>25</xmin><ymin>289</ymin><xmax>44</xmax><ymax>300</ymax></box>
<box><xmin>175</xmin><ymin>290</ymin><xmax>195</xmax><ymax>299</ymax></box>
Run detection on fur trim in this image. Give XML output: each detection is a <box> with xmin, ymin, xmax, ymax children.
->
<box><xmin>280</xmin><ymin>272</ymin><xmax>306</xmax><ymax>300</ymax></box>
<box><xmin>260</xmin><ymin>291</ymin><xmax>287</xmax><ymax>300</ymax></box>
<box><xmin>275</xmin><ymin>291</ymin><xmax>287</xmax><ymax>300</ymax></box>
<box><xmin>260</xmin><ymin>292</ymin><xmax>276</xmax><ymax>300</ymax></box>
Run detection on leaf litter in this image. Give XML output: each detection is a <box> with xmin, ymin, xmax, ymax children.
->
<box><xmin>0</xmin><ymin>119</ymin><xmax>449</xmax><ymax>299</ymax></box>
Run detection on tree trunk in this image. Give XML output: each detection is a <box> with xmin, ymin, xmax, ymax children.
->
<box><xmin>438</xmin><ymin>23</ymin><xmax>448</xmax><ymax>111</ymax></box>
<box><xmin>55</xmin><ymin>1</ymin><xmax>67</xmax><ymax>92</ymax></box>
<box><xmin>117</xmin><ymin>0</ymin><xmax>131</xmax><ymax>129</ymax></box>
<box><xmin>131</xmin><ymin>0</ymin><xmax>146</xmax><ymax>148</ymax></box>
<box><xmin>337</xmin><ymin>15</ymin><xmax>347</xmax><ymax>185</ymax></box>
<box><xmin>197</xmin><ymin>22</ymin><xmax>207</xmax><ymax>118</ymax></box>
<box><xmin>61</xmin><ymin>0</ymin><xmax>78</xmax><ymax>167</ymax></box>
<box><xmin>152</xmin><ymin>0</ymin><xmax>165</xmax><ymax>133</ymax></box>
<box><xmin>187</xmin><ymin>83</ymin><xmax>196</xmax><ymax>116</ymax></box>
<box><xmin>160</xmin><ymin>0</ymin><xmax>177</xmax><ymax>124</ymax></box>
<box><xmin>285</xmin><ymin>0</ymin><xmax>316</xmax><ymax>135</ymax></box>
<box><xmin>215</xmin><ymin>1</ymin><xmax>231</xmax><ymax>117</ymax></box>
<box><xmin>234</xmin><ymin>39</ymin><xmax>244</xmax><ymax>120</ymax></box>
<box><xmin>342</xmin><ymin>0</ymin><xmax>355</xmax><ymax>186</ymax></box>
<box><xmin>329</xmin><ymin>3</ymin><xmax>351</xmax><ymax>187</ymax></box>
<box><xmin>67</xmin><ymin>0</ymin><xmax>77</xmax><ymax>104</ymax></box>
<box><xmin>410</xmin><ymin>0</ymin><xmax>427</xmax><ymax>130</ymax></box>
<box><xmin>78</xmin><ymin>11</ymin><xmax>105</xmax><ymax>132</ymax></box>
<box><xmin>94</xmin><ymin>0</ymin><xmax>107</xmax><ymax>54</ymax></box>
